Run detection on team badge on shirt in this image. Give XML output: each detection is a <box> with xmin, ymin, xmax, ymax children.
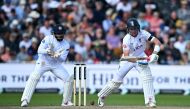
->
<box><xmin>139</xmin><ymin>38</ymin><xmax>141</xmax><ymax>42</ymax></box>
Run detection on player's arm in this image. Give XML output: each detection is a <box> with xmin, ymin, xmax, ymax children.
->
<box><xmin>58</xmin><ymin>48</ymin><xmax>70</xmax><ymax>61</ymax></box>
<box><xmin>150</xmin><ymin>36</ymin><xmax>161</xmax><ymax>54</ymax></box>
<box><xmin>52</xmin><ymin>44</ymin><xmax>70</xmax><ymax>61</ymax></box>
<box><xmin>37</xmin><ymin>36</ymin><xmax>53</xmax><ymax>55</ymax></box>
<box><xmin>147</xmin><ymin>35</ymin><xmax>161</xmax><ymax>63</ymax></box>
<box><xmin>122</xmin><ymin>36</ymin><xmax>130</xmax><ymax>57</ymax></box>
<box><xmin>123</xmin><ymin>45</ymin><xmax>130</xmax><ymax>57</ymax></box>
<box><xmin>121</xmin><ymin>37</ymin><xmax>137</xmax><ymax>62</ymax></box>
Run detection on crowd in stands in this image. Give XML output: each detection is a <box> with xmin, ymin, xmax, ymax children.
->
<box><xmin>0</xmin><ymin>0</ymin><xmax>190</xmax><ymax>65</ymax></box>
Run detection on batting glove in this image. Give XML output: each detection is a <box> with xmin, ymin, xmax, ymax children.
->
<box><xmin>148</xmin><ymin>54</ymin><xmax>159</xmax><ymax>63</ymax></box>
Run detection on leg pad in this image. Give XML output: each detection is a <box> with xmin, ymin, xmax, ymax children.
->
<box><xmin>98</xmin><ymin>81</ymin><xmax>122</xmax><ymax>98</ymax></box>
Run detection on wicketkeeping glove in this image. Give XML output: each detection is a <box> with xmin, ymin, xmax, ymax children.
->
<box><xmin>148</xmin><ymin>54</ymin><xmax>159</xmax><ymax>63</ymax></box>
<box><xmin>51</xmin><ymin>49</ymin><xmax>64</xmax><ymax>58</ymax></box>
<box><xmin>46</xmin><ymin>48</ymin><xmax>54</xmax><ymax>56</ymax></box>
<box><xmin>52</xmin><ymin>52</ymin><xmax>61</xmax><ymax>58</ymax></box>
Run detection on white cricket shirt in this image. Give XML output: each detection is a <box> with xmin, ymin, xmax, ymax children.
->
<box><xmin>122</xmin><ymin>30</ymin><xmax>152</xmax><ymax>57</ymax></box>
<box><xmin>37</xmin><ymin>35</ymin><xmax>70</xmax><ymax>64</ymax></box>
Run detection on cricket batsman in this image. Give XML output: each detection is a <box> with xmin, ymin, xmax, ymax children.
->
<box><xmin>97</xmin><ymin>18</ymin><xmax>161</xmax><ymax>108</ymax></box>
<box><xmin>21</xmin><ymin>24</ymin><xmax>73</xmax><ymax>107</ymax></box>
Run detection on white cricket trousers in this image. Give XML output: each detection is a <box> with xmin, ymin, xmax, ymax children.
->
<box><xmin>21</xmin><ymin>61</ymin><xmax>70</xmax><ymax>103</ymax></box>
<box><xmin>113</xmin><ymin>61</ymin><xmax>156</xmax><ymax>104</ymax></box>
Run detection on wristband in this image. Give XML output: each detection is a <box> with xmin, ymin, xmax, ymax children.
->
<box><xmin>153</xmin><ymin>45</ymin><xmax>160</xmax><ymax>54</ymax></box>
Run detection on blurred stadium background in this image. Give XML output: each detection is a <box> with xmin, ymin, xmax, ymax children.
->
<box><xmin>0</xmin><ymin>0</ymin><xmax>190</xmax><ymax>108</ymax></box>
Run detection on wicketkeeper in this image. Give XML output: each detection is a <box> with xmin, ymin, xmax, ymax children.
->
<box><xmin>98</xmin><ymin>18</ymin><xmax>161</xmax><ymax>108</ymax></box>
<box><xmin>21</xmin><ymin>24</ymin><xmax>73</xmax><ymax>107</ymax></box>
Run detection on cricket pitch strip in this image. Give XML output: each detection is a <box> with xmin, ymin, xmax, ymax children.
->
<box><xmin>1</xmin><ymin>106</ymin><xmax>190</xmax><ymax>109</ymax></box>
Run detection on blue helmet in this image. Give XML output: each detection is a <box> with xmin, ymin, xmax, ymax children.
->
<box><xmin>126</xmin><ymin>18</ymin><xmax>140</xmax><ymax>30</ymax></box>
<box><xmin>52</xmin><ymin>24</ymin><xmax>66</xmax><ymax>41</ymax></box>
<box><xmin>126</xmin><ymin>18</ymin><xmax>140</xmax><ymax>37</ymax></box>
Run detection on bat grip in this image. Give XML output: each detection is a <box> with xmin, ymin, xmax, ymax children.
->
<box><xmin>146</xmin><ymin>57</ymin><xmax>150</xmax><ymax>61</ymax></box>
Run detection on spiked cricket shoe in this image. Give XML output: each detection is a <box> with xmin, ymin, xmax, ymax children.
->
<box><xmin>21</xmin><ymin>100</ymin><xmax>28</xmax><ymax>107</ymax></box>
<box><xmin>146</xmin><ymin>102</ymin><xmax>156</xmax><ymax>108</ymax></box>
<box><xmin>98</xmin><ymin>97</ymin><xmax>105</xmax><ymax>107</ymax></box>
<box><xmin>62</xmin><ymin>101</ymin><xmax>74</xmax><ymax>106</ymax></box>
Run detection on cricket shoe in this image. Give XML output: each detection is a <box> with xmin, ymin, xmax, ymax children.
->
<box><xmin>146</xmin><ymin>102</ymin><xmax>156</xmax><ymax>108</ymax></box>
<box><xmin>61</xmin><ymin>101</ymin><xmax>74</xmax><ymax>106</ymax></box>
<box><xmin>21</xmin><ymin>100</ymin><xmax>28</xmax><ymax>107</ymax></box>
<box><xmin>98</xmin><ymin>97</ymin><xmax>105</xmax><ymax>107</ymax></box>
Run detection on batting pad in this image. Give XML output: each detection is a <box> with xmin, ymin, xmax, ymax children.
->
<box><xmin>138</xmin><ymin>65</ymin><xmax>156</xmax><ymax>104</ymax></box>
<box><xmin>21</xmin><ymin>72</ymin><xmax>41</xmax><ymax>103</ymax></box>
<box><xmin>62</xmin><ymin>75</ymin><xmax>73</xmax><ymax>104</ymax></box>
<box><xmin>98</xmin><ymin>81</ymin><xmax>122</xmax><ymax>98</ymax></box>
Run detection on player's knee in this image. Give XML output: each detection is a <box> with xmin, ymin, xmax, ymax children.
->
<box><xmin>109</xmin><ymin>81</ymin><xmax>123</xmax><ymax>89</ymax></box>
<box><xmin>68</xmin><ymin>74</ymin><xmax>74</xmax><ymax>82</ymax></box>
<box><xmin>112</xmin><ymin>70</ymin><xmax>126</xmax><ymax>82</ymax></box>
<box><xmin>112</xmin><ymin>75</ymin><xmax>123</xmax><ymax>83</ymax></box>
<box><xmin>65</xmin><ymin>74</ymin><xmax>74</xmax><ymax>82</ymax></box>
<box><xmin>139</xmin><ymin>66</ymin><xmax>153</xmax><ymax>82</ymax></box>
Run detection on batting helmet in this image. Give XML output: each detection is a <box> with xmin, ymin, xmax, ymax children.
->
<box><xmin>126</xmin><ymin>18</ymin><xmax>140</xmax><ymax>37</ymax></box>
<box><xmin>127</xmin><ymin>18</ymin><xmax>140</xmax><ymax>30</ymax></box>
<box><xmin>52</xmin><ymin>24</ymin><xmax>66</xmax><ymax>41</ymax></box>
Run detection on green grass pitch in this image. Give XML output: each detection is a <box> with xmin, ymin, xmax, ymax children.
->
<box><xmin>0</xmin><ymin>93</ymin><xmax>190</xmax><ymax>107</ymax></box>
